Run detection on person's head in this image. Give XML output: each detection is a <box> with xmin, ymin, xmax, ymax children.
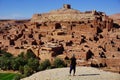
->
<box><xmin>72</xmin><ymin>54</ymin><xmax>75</xmax><ymax>57</ymax></box>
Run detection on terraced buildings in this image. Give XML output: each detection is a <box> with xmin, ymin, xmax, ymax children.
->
<box><xmin>0</xmin><ymin>4</ymin><xmax>120</xmax><ymax>72</ymax></box>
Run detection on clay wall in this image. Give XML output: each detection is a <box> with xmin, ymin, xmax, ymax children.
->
<box><xmin>31</xmin><ymin>13</ymin><xmax>96</xmax><ymax>23</ymax></box>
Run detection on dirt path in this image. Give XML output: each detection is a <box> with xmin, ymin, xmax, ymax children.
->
<box><xmin>21</xmin><ymin>67</ymin><xmax>120</xmax><ymax>80</ymax></box>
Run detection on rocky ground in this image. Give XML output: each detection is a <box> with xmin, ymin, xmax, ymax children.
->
<box><xmin>21</xmin><ymin>67</ymin><xmax>120</xmax><ymax>80</ymax></box>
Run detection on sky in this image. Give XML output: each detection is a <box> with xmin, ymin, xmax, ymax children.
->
<box><xmin>0</xmin><ymin>0</ymin><xmax>120</xmax><ymax>19</ymax></box>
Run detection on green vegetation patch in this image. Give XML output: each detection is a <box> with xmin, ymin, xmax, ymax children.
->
<box><xmin>0</xmin><ymin>73</ymin><xmax>17</xmax><ymax>80</ymax></box>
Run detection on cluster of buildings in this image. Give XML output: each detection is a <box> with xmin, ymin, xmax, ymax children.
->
<box><xmin>0</xmin><ymin>4</ymin><xmax>120</xmax><ymax>72</ymax></box>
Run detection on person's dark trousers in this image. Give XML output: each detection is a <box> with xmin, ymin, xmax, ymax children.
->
<box><xmin>70</xmin><ymin>65</ymin><xmax>76</xmax><ymax>75</ymax></box>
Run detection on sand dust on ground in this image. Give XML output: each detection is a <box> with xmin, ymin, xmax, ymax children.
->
<box><xmin>21</xmin><ymin>67</ymin><xmax>120</xmax><ymax>80</ymax></box>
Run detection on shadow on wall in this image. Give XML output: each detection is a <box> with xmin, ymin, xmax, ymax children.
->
<box><xmin>86</xmin><ymin>50</ymin><xmax>94</xmax><ymax>61</ymax></box>
<box><xmin>113</xmin><ymin>23</ymin><xmax>120</xmax><ymax>28</ymax></box>
<box><xmin>55</xmin><ymin>23</ymin><xmax>62</xmax><ymax>29</ymax></box>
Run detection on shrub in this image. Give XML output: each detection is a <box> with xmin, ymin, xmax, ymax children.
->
<box><xmin>39</xmin><ymin>59</ymin><xmax>51</xmax><ymax>70</ymax></box>
<box><xmin>25</xmin><ymin>49</ymin><xmax>36</xmax><ymax>59</ymax></box>
<box><xmin>53</xmin><ymin>58</ymin><xmax>66</xmax><ymax>68</ymax></box>
<box><xmin>0</xmin><ymin>50</ymin><xmax>13</xmax><ymax>70</ymax></box>
<box><xmin>11</xmin><ymin>59</ymin><xmax>20</xmax><ymax>70</ymax></box>
<box><xmin>24</xmin><ymin>65</ymin><xmax>33</xmax><ymax>77</ymax></box>
<box><xmin>14</xmin><ymin>74</ymin><xmax>22</xmax><ymax>80</ymax></box>
<box><xmin>0</xmin><ymin>57</ymin><xmax>12</xmax><ymax>70</ymax></box>
<box><xmin>2</xmin><ymin>51</ymin><xmax>13</xmax><ymax>58</ymax></box>
<box><xmin>27</xmin><ymin>58</ymin><xmax>39</xmax><ymax>71</ymax></box>
<box><xmin>19</xmin><ymin>66</ymin><xmax>24</xmax><ymax>74</ymax></box>
<box><xmin>18</xmin><ymin>52</ymin><xmax>25</xmax><ymax>58</ymax></box>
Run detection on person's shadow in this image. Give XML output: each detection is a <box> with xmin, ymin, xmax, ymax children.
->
<box><xmin>78</xmin><ymin>74</ymin><xmax>100</xmax><ymax>76</ymax></box>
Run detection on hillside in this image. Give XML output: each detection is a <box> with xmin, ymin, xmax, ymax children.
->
<box><xmin>109</xmin><ymin>13</ymin><xmax>120</xmax><ymax>20</ymax></box>
<box><xmin>21</xmin><ymin>67</ymin><xmax>120</xmax><ymax>80</ymax></box>
<box><xmin>0</xmin><ymin>4</ymin><xmax>120</xmax><ymax>73</ymax></box>
<box><xmin>109</xmin><ymin>13</ymin><xmax>120</xmax><ymax>25</ymax></box>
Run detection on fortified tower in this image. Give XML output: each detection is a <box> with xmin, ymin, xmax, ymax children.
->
<box><xmin>63</xmin><ymin>4</ymin><xmax>71</xmax><ymax>9</ymax></box>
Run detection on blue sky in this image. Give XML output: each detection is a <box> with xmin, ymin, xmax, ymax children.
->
<box><xmin>0</xmin><ymin>0</ymin><xmax>120</xmax><ymax>19</ymax></box>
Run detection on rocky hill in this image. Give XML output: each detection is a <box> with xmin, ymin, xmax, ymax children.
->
<box><xmin>0</xmin><ymin>4</ymin><xmax>120</xmax><ymax>73</ymax></box>
<box><xmin>109</xmin><ymin>13</ymin><xmax>120</xmax><ymax>25</ymax></box>
<box><xmin>21</xmin><ymin>67</ymin><xmax>120</xmax><ymax>80</ymax></box>
<box><xmin>31</xmin><ymin>4</ymin><xmax>108</xmax><ymax>23</ymax></box>
<box><xmin>109</xmin><ymin>13</ymin><xmax>120</xmax><ymax>20</ymax></box>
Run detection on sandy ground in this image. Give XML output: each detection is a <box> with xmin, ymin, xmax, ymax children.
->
<box><xmin>21</xmin><ymin>67</ymin><xmax>120</xmax><ymax>80</ymax></box>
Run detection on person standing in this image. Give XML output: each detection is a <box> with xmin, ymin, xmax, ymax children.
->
<box><xmin>69</xmin><ymin>54</ymin><xmax>76</xmax><ymax>76</ymax></box>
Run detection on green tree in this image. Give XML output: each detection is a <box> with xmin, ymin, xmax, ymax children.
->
<box><xmin>16</xmin><ymin>57</ymin><xmax>27</xmax><ymax>66</ymax></box>
<box><xmin>27</xmin><ymin>58</ymin><xmax>39</xmax><ymax>71</ymax></box>
<box><xmin>39</xmin><ymin>59</ymin><xmax>51</xmax><ymax>70</ymax></box>
<box><xmin>25</xmin><ymin>49</ymin><xmax>36</xmax><ymax>59</ymax></box>
<box><xmin>11</xmin><ymin>58</ymin><xmax>20</xmax><ymax>70</ymax></box>
<box><xmin>24</xmin><ymin>65</ymin><xmax>33</xmax><ymax>77</ymax></box>
<box><xmin>2</xmin><ymin>52</ymin><xmax>13</xmax><ymax>58</ymax></box>
<box><xmin>19</xmin><ymin>66</ymin><xmax>24</xmax><ymax>74</ymax></box>
<box><xmin>11</xmin><ymin>57</ymin><xmax>27</xmax><ymax>71</ymax></box>
<box><xmin>0</xmin><ymin>50</ymin><xmax>6</xmax><ymax>55</ymax></box>
<box><xmin>18</xmin><ymin>52</ymin><xmax>25</xmax><ymax>58</ymax></box>
<box><xmin>14</xmin><ymin>74</ymin><xmax>22</xmax><ymax>80</ymax></box>
<box><xmin>0</xmin><ymin>50</ymin><xmax>13</xmax><ymax>70</ymax></box>
<box><xmin>53</xmin><ymin>58</ymin><xmax>66</xmax><ymax>68</ymax></box>
<box><xmin>0</xmin><ymin>57</ymin><xmax>12</xmax><ymax>70</ymax></box>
